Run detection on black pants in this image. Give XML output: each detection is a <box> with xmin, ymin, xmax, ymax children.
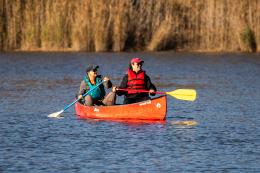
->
<box><xmin>123</xmin><ymin>96</ymin><xmax>151</xmax><ymax>104</ymax></box>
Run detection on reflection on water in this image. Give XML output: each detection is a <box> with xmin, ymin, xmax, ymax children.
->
<box><xmin>78</xmin><ymin>118</ymin><xmax>166</xmax><ymax>127</ymax></box>
<box><xmin>0</xmin><ymin>52</ymin><xmax>260</xmax><ymax>172</ymax></box>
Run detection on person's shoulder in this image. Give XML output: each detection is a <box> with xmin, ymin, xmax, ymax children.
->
<box><xmin>144</xmin><ymin>72</ymin><xmax>151</xmax><ymax>79</ymax></box>
<box><xmin>141</xmin><ymin>70</ymin><xmax>148</xmax><ymax>76</ymax></box>
<box><xmin>125</xmin><ymin>69</ymin><xmax>130</xmax><ymax>74</ymax></box>
<box><xmin>80</xmin><ymin>79</ymin><xmax>87</xmax><ymax>86</ymax></box>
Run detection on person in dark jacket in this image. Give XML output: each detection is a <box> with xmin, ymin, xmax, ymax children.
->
<box><xmin>116</xmin><ymin>58</ymin><xmax>156</xmax><ymax>104</ymax></box>
<box><xmin>78</xmin><ymin>65</ymin><xmax>116</xmax><ymax>106</ymax></box>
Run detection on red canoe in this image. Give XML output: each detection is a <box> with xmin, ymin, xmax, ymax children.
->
<box><xmin>75</xmin><ymin>96</ymin><xmax>167</xmax><ymax>121</ymax></box>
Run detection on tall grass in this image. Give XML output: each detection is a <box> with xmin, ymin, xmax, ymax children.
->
<box><xmin>0</xmin><ymin>0</ymin><xmax>259</xmax><ymax>52</ymax></box>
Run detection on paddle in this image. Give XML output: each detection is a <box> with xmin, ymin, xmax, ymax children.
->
<box><xmin>48</xmin><ymin>80</ymin><xmax>107</xmax><ymax>118</ymax></box>
<box><xmin>116</xmin><ymin>88</ymin><xmax>197</xmax><ymax>101</ymax></box>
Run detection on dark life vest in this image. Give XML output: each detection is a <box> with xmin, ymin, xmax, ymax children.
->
<box><xmin>127</xmin><ymin>69</ymin><xmax>146</xmax><ymax>94</ymax></box>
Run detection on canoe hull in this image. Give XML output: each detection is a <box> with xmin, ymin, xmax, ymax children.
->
<box><xmin>75</xmin><ymin>96</ymin><xmax>167</xmax><ymax>120</ymax></box>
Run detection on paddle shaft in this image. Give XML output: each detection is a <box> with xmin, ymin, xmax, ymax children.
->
<box><xmin>116</xmin><ymin>88</ymin><xmax>197</xmax><ymax>101</ymax></box>
<box><xmin>63</xmin><ymin>80</ymin><xmax>106</xmax><ymax>111</ymax></box>
<box><xmin>116</xmin><ymin>88</ymin><xmax>165</xmax><ymax>94</ymax></box>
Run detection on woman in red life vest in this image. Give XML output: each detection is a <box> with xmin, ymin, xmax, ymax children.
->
<box><xmin>77</xmin><ymin>65</ymin><xmax>117</xmax><ymax>106</ymax></box>
<box><xmin>116</xmin><ymin>58</ymin><xmax>157</xmax><ymax>104</ymax></box>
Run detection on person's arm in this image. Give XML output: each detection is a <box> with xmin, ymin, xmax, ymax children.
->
<box><xmin>145</xmin><ymin>75</ymin><xmax>157</xmax><ymax>96</ymax></box>
<box><xmin>78</xmin><ymin>80</ymin><xmax>89</xmax><ymax>99</ymax></box>
<box><xmin>102</xmin><ymin>76</ymin><xmax>113</xmax><ymax>89</ymax></box>
<box><xmin>116</xmin><ymin>75</ymin><xmax>128</xmax><ymax>96</ymax></box>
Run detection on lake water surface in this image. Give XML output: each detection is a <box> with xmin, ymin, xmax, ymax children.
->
<box><xmin>0</xmin><ymin>52</ymin><xmax>260</xmax><ymax>172</ymax></box>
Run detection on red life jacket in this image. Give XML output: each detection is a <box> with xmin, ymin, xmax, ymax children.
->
<box><xmin>127</xmin><ymin>69</ymin><xmax>146</xmax><ymax>94</ymax></box>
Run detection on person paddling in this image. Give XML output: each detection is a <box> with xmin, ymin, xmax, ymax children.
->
<box><xmin>78</xmin><ymin>65</ymin><xmax>116</xmax><ymax>106</ymax></box>
<box><xmin>116</xmin><ymin>58</ymin><xmax>157</xmax><ymax>104</ymax></box>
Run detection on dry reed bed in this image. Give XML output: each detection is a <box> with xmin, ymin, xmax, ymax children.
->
<box><xmin>0</xmin><ymin>0</ymin><xmax>259</xmax><ymax>52</ymax></box>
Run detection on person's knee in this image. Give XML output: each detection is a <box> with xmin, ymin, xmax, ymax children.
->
<box><xmin>110</xmin><ymin>92</ymin><xmax>116</xmax><ymax>99</ymax></box>
<box><xmin>103</xmin><ymin>92</ymin><xmax>116</xmax><ymax>105</ymax></box>
<box><xmin>84</xmin><ymin>95</ymin><xmax>93</xmax><ymax>106</ymax></box>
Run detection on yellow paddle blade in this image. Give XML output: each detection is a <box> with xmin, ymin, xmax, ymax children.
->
<box><xmin>166</xmin><ymin>89</ymin><xmax>197</xmax><ymax>101</ymax></box>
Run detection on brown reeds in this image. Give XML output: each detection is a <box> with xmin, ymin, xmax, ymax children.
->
<box><xmin>0</xmin><ymin>0</ymin><xmax>259</xmax><ymax>52</ymax></box>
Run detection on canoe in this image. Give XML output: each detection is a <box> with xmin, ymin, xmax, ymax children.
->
<box><xmin>75</xmin><ymin>95</ymin><xmax>167</xmax><ymax>120</ymax></box>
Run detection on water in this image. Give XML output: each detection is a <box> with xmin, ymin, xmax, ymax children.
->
<box><xmin>0</xmin><ymin>52</ymin><xmax>260</xmax><ymax>172</ymax></box>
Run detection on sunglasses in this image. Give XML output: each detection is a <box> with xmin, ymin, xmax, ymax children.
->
<box><xmin>132</xmin><ymin>63</ymin><xmax>142</xmax><ymax>66</ymax></box>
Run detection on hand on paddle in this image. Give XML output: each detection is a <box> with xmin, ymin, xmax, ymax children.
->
<box><xmin>78</xmin><ymin>95</ymin><xmax>83</xmax><ymax>99</ymax></box>
<box><xmin>112</xmin><ymin>86</ymin><xmax>117</xmax><ymax>92</ymax></box>
<box><xmin>149</xmin><ymin>89</ymin><xmax>156</xmax><ymax>95</ymax></box>
<box><xmin>103</xmin><ymin>76</ymin><xmax>109</xmax><ymax>82</ymax></box>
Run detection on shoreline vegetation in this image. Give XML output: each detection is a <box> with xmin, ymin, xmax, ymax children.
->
<box><xmin>0</xmin><ymin>0</ymin><xmax>259</xmax><ymax>52</ymax></box>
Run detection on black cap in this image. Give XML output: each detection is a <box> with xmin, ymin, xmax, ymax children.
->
<box><xmin>86</xmin><ymin>65</ymin><xmax>99</xmax><ymax>73</ymax></box>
